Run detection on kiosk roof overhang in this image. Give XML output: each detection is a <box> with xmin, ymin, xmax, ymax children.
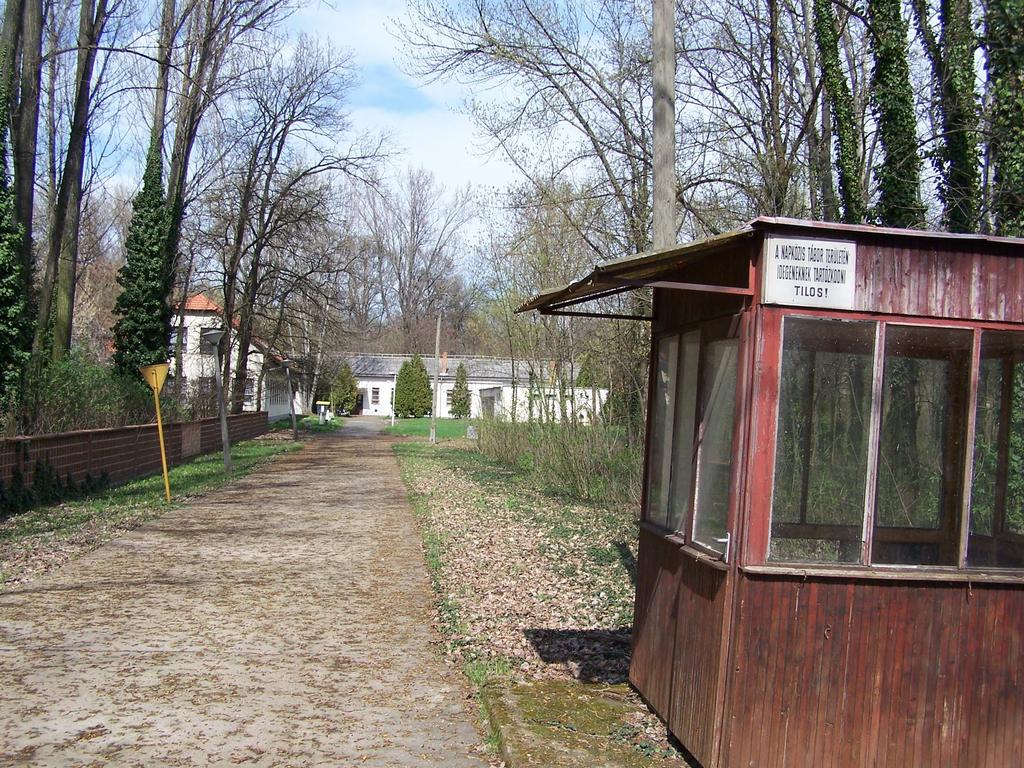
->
<box><xmin>517</xmin><ymin>216</ymin><xmax>1024</xmax><ymax>319</ymax></box>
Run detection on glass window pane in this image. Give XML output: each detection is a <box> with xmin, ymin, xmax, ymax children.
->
<box><xmin>667</xmin><ymin>331</ymin><xmax>700</xmax><ymax>532</ymax></box>
<box><xmin>645</xmin><ymin>335</ymin><xmax>678</xmax><ymax>528</ymax></box>
<box><xmin>968</xmin><ymin>332</ymin><xmax>1024</xmax><ymax>567</ymax></box>
<box><xmin>693</xmin><ymin>338</ymin><xmax>738</xmax><ymax>553</ymax></box>
<box><xmin>769</xmin><ymin>318</ymin><xmax>874</xmax><ymax>564</ymax></box>
<box><xmin>873</xmin><ymin>325</ymin><xmax>972</xmax><ymax>566</ymax></box>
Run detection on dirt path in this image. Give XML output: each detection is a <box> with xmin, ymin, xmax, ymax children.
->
<box><xmin>0</xmin><ymin>421</ymin><xmax>488</xmax><ymax>767</ymax></box>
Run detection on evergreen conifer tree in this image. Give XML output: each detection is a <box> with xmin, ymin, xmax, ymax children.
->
<box><xmin>112</xmin><ymin>146</ymin><xmax>172</xmax><ymax>376</ymax></box>
<box><xmin>330</xmin><ymin>363</ymin><xmax>358</xmax><ymax>414</ymax></box>
<box><xmin>450</xmin><ymin>362</ymin><xmax>471</xmax><ymax>418</ymax></box>
<box><xmin>394</xmin><ymin>354</ymin><xmax>432</xmax><ymax>417</ymax></box>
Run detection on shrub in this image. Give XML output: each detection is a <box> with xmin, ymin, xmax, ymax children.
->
<box><xmin>6</xmin><ymin>351</ymin><xmax>184</xmax><ymax>436</ymax></box>
<box><xmin>477</xmin><ymin>419</ymin><xmax>643</xmax><ymax>508</ymax></box>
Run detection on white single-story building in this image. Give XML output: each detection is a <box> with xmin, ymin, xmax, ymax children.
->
<box><xmin>172</xmin><ymin>295</ymin><xmax>300</xmax><ymax>422</ymax></box>
<box><xmin>347</xmin><ymin>352</ymin><xmax>606</xmax><ymax>422</ymax></box>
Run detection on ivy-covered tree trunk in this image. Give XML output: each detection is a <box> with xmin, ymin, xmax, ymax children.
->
<box><xmin>986</xmin><ymin>0</ymin><xmax>1024</xmax><ymax>236</ymax></box>
<box><xmin>911</xmin><ymin>0</ymin><xmax>980</xmax><ymax>232</ymax></box>
<box><xmin>0</xmin><ymin>82</ymin><xmax>31</xmax><ymax>407</ymax></box>
<box><xmin>813</xmin><ymin>0</ymin><xmax>866</xmax><ymax>223</ymax></box>
<box><xmin>867</xmin><ymin>0</ymin><xmax>926</xmax><ymax>228</ymax></box>
<box><xmin>111</xmin><ymin>147</ymin><xmax>172</xmax><ymax>377</ymax></box>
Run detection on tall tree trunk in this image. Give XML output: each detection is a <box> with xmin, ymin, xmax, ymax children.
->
<box><xmin>911</xmin><ymin>0</ymin><xmax>979</xmax><ymax>232</ymax></box>
<box><xmin>814</xmin><ymin>0</ymin><xmax>865</xmax><ymax>223</ymax></box>
<box><xmin>867</xmin><ymin>0</ymin><xmax>926</xmax><ymax>228</ymax></box>
<box><xmin>10</xmin><ymin>0</ymin><xmax>41</xmax><ymax>289</ymax></box>
<box><xmin>985</xmin><ymin>0</ymin><xmax>1024</xmax><ymax>236</ymax></box>
<box><xmin>37</xmin><ymin>0</ymin><xmax>109</xmax><ymax>360</ymax></box>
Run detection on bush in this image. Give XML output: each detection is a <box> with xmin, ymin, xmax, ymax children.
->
<box><xmin>477</xmin><ymin>419</ymin><xmax>643</xmax><ymax>508</ymax></box>
<box><xmin>3</xmin><ymin>351</ymin><xmax>185</xmax><ymax>436</ymax></box>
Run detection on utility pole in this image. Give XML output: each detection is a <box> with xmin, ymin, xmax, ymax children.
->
<box><xmin>200</xmin><ymin>327</ymin><xmax>232</xmax><ymax>474</ymax></box>
<box><xmin>430</xmin><ymin>313</ymin><xmax>442</xmax><ymax>445</ymax></box>
<box><xmin>653</xmin><ymin>0</ymin><xmax>677</xmax><ymax>250</ymax></box>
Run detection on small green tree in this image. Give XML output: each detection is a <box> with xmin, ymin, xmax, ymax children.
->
<box><xmin>450</xmin><ymin>362</ymin><xmax>471</xmax><ymax>418</ymax></box>
<box><xmin>394</xmin><ymin>354</ymin><xmax>432</xmax><ymax>417</ymax></box>
<box><xmin>330</xmin><ymin>363</ymin><xmax>358</xmax><ymax>414</ymax></box>
<box><xmin>111</xmin><ymin>146</ymin><xmax>172</xmax><ymax>377</ymax></box>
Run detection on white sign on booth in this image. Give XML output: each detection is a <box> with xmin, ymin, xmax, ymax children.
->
<box><xmin>762</xmin><ymin>236</ymin><xmax>857</xmax><ymax>310</ymax></box>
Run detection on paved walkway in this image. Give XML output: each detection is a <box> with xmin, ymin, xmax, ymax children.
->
<box><xmin>0</xmin><ymin>418</ymin><xmax>488</xmax><ymax>767</ymax></box>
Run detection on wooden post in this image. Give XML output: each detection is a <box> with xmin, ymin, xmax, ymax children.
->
<box><xmin>430</xmin><ymin>314</ymin><xmax>442</xmax><ymax>444</ymax></box>
<box><xmin>653</xmin><ymin>0</ymin><xmax>676</xmax><ymax>250</ymax></box>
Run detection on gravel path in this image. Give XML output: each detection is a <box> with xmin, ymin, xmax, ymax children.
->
<box><xmin>0</xmin><ymin>420</ymin><xmax>488</xmax><ymax>767</ymax></box>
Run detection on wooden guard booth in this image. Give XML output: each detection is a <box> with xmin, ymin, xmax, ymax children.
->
<box><xmin>519</xmin><ymin>217</ymin><xmax>1024</xmax><ymax>768</ymax></box>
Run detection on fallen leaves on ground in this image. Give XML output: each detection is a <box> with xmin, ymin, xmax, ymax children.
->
<box><xmin>395</xmin><ymin>443</ymin><xmax>685</xmax><ymax>761</ymax></box>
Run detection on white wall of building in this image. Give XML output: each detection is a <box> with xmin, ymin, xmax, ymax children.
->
<box><xmin>350</xmin><ymin>373</ymin><xmax>606</xmax><ymax>423</ymax></box>
<box><xmin>176</xmin><ymin>308</ymin><xmax>300</xmax><ymax>420</ymax></box>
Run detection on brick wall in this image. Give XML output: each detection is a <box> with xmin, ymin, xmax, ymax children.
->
<box><xmin>0</xmin><ymin>412</ymin><xmax>269</xmax><ymax>489</ymax></box>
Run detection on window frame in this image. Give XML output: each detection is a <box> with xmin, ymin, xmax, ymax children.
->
<box><xmin>764</xmin><ymin>309</ymin><xmax>1024</xmax><ymax>575</ymax></box>
<box><xmin>642</xmin><ymin>314</ymin><xmax>744</xmax><ymax>562</ymax></box>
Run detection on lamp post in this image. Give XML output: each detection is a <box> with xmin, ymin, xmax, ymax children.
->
<box><xmin>200</xmin><ymin>327</ymin><xmax>232</xmax><ymax>474</ymax></box>
<box><xmin>281</xmin><ymin>359</ymin><xmax>298</xmax><ymax>441</ymax></box>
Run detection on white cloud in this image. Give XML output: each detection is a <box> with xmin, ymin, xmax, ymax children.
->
<box><xmin>294</xmin><ymin>0</ymin><xmax>521</xmax><ymax>195</ymax></box>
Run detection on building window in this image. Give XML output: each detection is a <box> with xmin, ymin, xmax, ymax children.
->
<box><xmin>668</xmin><ymin>331</ymin><xmax>700</xmax><ymax>532</ymax></box>
<box><xmin>169</xmin><ymin>328</ymin><xmax>188</xmax><ymax>354</ymax></box>
<box><xmin>644</xmin><ymin>319</ymin><xmax>740</xmax><ymax>558</ymax></box>
<box><xmin>645</xmin><ymin>335</ymin><xmax>678</xmax><ymax>529</ymax></box>
<box><xmin>968</xmin><ymin>331</ymin><xmax>1024</xmax><ymax>567</ymax></box>
<box><xmin>766</xmin><ymin>316</ymin><xmax>1009</xmax><ymax>571</ymax></box>
<box><xmin>770</xmin><ymin>318</ymin><xmax>874</xmax><ymax>564</ymax></box>
<box><xmin>691</xmin><ymin>338</ymin><xmax>738</xmax><ymax>553</ymax></box>
<box><xmin>371</xmin><ymin>387</ymin><xmax>380</xmax><ymax>405</ymax></box>
<box><xmin>873</xmin><ymin>325</ymin><xmax>971</xmax><ymax>566</ymax></box>
<box><xmin>244</xmin><ymin>377</ymin><xmax>255</xmax><ymax>408</ymax></box>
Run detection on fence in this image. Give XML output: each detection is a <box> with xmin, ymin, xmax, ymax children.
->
<box><xmin>0</xmin><ymin>412</ymin><xmax>268</xmax><ymax>489</ymax></box>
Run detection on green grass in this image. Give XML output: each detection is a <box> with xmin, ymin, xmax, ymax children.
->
<box><xmin>383</xmin><ymin>417</ymin><xmax>470</xmax><ymax>440</ymax></box>
<box><xmin>269</xmin><ymin>415</ymin><xmax>344</xmax><ymax>433</ymax></box>
<box><xmin>0</xmin><ymin>437</ymin><xmax>300</xmax><ymax>586</ymax></box>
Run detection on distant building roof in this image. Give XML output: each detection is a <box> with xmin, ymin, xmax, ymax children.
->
<box><xmin>180</xmin><ymin>294</ymin><xmax>222</xmax><ymax>313</ymax></box>
<box><xmin>347</xmin><ymin>353</ymin><xmax>569</xmax><ymax>385</ymax></box>
<box><xmin>177</xmin><ymin>293</ymin><xmax>286</xmax><ymax>366</ymax></box>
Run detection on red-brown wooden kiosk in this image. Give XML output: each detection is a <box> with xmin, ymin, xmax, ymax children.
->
<box><xmin>520</xmin><ymin>217</ymin><xmax>1024</xmax><ymax>768</ymax></box>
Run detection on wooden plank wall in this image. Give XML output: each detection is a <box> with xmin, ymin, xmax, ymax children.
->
<box><xmin>669</xmin><ymin>553</ymin><xmax>730</xmax><ymax>766</ymax></box>
<box><xmin>854</xmin><ymin>241</ymin><xmax>1024</xmax><ymax>322</ymax></box>
<box><xmin>632</xmin><ymin>530</ymin><xmax>683</xmax><ymax>720</ymax></box>
<box><xmin>631</xmin><ymin>528</ymin><xmax>730</xmax><ymax>767</ymax></box>
<box><xmin>722</xmin><ymin>574</ymin><xmax>1024</xmax><ymax>768</ymax></box>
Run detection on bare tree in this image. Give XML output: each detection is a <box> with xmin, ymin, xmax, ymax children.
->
<box><xmin>359</xmin><ymin>167</ymin><xmax>473</xmax><ymax>351</ymax></box>
<box><xmin>194</xmin><ymin>35</ymin><xmax>382</xmax><ymax>412</ymax></box>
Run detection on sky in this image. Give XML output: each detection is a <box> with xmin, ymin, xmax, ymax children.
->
<box><xmin>293</xmin><ymin>0</ymin><xmax>522</xmax><ymax>197</ymax></box>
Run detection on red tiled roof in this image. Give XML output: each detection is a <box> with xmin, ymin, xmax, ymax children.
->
<box><xmin>180</xmin><ymin>294</ymin><xmax>222</xmax><ymax>313</ymax></box>
<box><xmin>178</xmin><ymin>293</ymin><xmax>287</xmax><ymax>366</ymax></box>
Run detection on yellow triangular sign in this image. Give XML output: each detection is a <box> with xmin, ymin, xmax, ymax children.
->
<box><xmin>139</xmin><ymin>362</ymin><xmax>170</xmax><ymax>393</ymax></box>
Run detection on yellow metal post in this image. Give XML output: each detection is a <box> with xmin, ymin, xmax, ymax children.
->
<box><xmin>140</xmin><ymin>363</ymin><xmax>171</xmax><ymax>502</ymax></box>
